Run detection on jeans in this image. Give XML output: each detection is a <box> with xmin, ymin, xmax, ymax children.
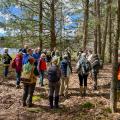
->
<box><xmin>78</xmin><ymin>74</ymin><xmax>88</xmax><ymax>86</ymax></box>
<box><xmin>16</xmin><ymin>72</ymin><xmax>21</xmax><ymax>85</ymax></box>
<box><xmin>4</xmin><ymin>66</ymin><xmax>9</xmax><ymax>77</ymax></box>
<box><xmin>39</xmin><ymin>70</ymin><xmax>45</xmax><ymax>86</ymax></box>
<box><xmin>23</xmin><ymin>83</ymin><xmax>36</xmax><ymax>105</ymax></box>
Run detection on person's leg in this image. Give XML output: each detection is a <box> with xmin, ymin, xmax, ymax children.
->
<box><xmin>16</xmin><ymin>72</ymin><xmax>21</xmax><ymax>88</ymax></box>
<box><xmin>78</xmin><ymin>74</ymin><xmax>83</xmax><ymax>95</ymax></box>
<box><xmin>49</xmin><ymin>82</ymin><xmax>54</xmax><ymax>109</ymax></box>
<box><xmin>40</xmin><ymin>71</ymin><xmax>44</xmax><ymax>86</ymax></box>
<box><xmin>55</xmin><ymin>82</ymin><xmax>60</xmax><ymax>108</ymax></box>
<box><xmin>23</xmin><ymin>83</ymin><xmax>29</xmax><ymax>106</ymax></box>
<box><xmin>64</xmin><ymin>77</ymin><xmax>69</xmax><ymax>97</ymax></box>
<box><xmin>60</xmin><ymin>76</ymin><xmax>65</xmax><ymax>96</ymax></box>
<box><xmin>83</xmin><ymin>75</ymin><xmax>88</xmax><ymax>96</ymax></box>
<box><xmin>4</xmin><ymin>66</ymin><xmax>9</xmax><ymax>77</ymax></box>
<box><xmin>27</xmin><ymin>84</ymin><xmax>36</xmax><ymax>107</ymax></box>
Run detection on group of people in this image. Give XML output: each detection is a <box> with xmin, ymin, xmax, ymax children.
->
<box><xmin>1</xmin><ymin>45</ymin><xmax>120</xmax><ymax>109</ymax></box>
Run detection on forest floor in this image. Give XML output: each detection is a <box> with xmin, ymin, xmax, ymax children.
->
<box><xmin>0</xmin><ymin>63</ymin><xmax>120</xmax><ymax>120</ymax></box>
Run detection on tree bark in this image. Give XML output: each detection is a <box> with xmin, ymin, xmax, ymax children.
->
<box><xmin>50</xmin><ymin>0</ymin><xmax>56</xmax><ymax>50</ymax></box>
<box><xmin>110</xmin><ymin>0</ymin><xmax>120</xmax><ymax>113</ymax></box>
<box><xmin>108</xmin><ymin>0</ymin><xmax>112</xmax><ymax>63</ymax></box>
<box><xmin>96</xmin><ymin>0</ymin><xmax>101</xmax><ymax>57</ymax></box>
<box><xmin>39</xmin><ymin>0</ymin><xmax>43</xmax><ymax>49</ymax></box>
<box><xmin>83</xmin><ymin>0</ymin><xmax>89</xmax><ymax>50</ymax></box>
<box><xmin>94</xmin><ymin>0</ymin><xmax>97</xmax><ymax>54</ymax></box>
<box><xmin>101</xmin><ymin>0</ymin><xmax>109</xmax><ymax>63</ymax></box>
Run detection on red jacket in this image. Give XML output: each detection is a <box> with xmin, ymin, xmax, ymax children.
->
<box><xmin>38</xmin><ymin>58</ymin><xmax>47</xmax><ymax>71</ymax></box>
<box><xmin>15</xmin><ymin>54</ymin><xmax>23</xmax><ymax>72</ymax></box>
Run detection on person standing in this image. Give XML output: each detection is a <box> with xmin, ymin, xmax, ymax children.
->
<box><xmin>12</xmin><ymin>52</ymin><xmax>23</xmax><ymax>88</ymax></box>
<box><xmin>60</xmin><ymin>54</ymin><xmax>71</xmax><ymax>97</ymax></box>
<box><xmin>22</xmin><ymin>57</ymin><xmax>37</xmax><ymax>107</ymax></box>
<box><xmin>2</xmin><ymin>48</ymin><xmax>12</xmax><ymax>78</ymax></box>
<box><xmin>76</xmin><ymin>53</ymin><xmax>91</xmax><ymax>96</ymax></box>
<box><xmin>47</xmin><ymin>57</ymin><xmax>61</xmax><ymax>109</ymax></box>
<box><xmin>38</xmin><ymin>53</ymin><xmax>47</xmax><ymax>86</ymax></box>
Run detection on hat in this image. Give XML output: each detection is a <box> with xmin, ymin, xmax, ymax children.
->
<box><xmin>81</xmin><ymin>53</ymin><xmax>86</xmax><ymax>57</ymax></box>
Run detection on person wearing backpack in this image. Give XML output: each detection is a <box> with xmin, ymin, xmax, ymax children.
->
<box><xmin>22</xmin><ymin>48</ymin><xmax>33</xmax><ymax>65</ymax></box>
<box><xmin>47</xmin><ymin>57</ymin><xmax>61</xmax><ymax>109</ymax></box>
<box><xmin>21</xmin><ymin>57</ymin><xmax>37</xmax><ymax>107</ymax></box>
<box><xmin>2</xmin><ymin>48</ymin><xmax>12</xmax><ymax>78</ymax></box>
<box><xmin>60</xmin><ymin>54</ymin><xmax>71</xmax><ymax>97</ymax></box>
<box><xmin>38</xmin><ymin>53</ymin><xmax>47</xmax><ymax>86</ymax></box>
<box><xmin>90</xmin><ymin>54</ymin><xmax>100</xmax><ymax>90</ymax></box>
<box><xmin>76</xmin><ymin>53</ymin><xmax>91</xmax><ymax>96</ymax></box>
<box><xmin>12</xmin><ymin>52</ymin><xmax>23</xmax><ymax>88</ymax></box>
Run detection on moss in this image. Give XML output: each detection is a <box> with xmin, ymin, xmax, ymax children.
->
<box><xmin>32</xmin><ymin>95</ymin><xmax>41</xmax><ymax>102</ymax></box>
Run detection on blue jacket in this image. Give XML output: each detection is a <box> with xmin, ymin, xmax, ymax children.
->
<box><xmin>22</xmin><ymin>53</ymin><xmax>31</xmax><ymax>65</ymax></box>
<box><xmin>60</xmin><ymin>59</ymin><xmax>70</xmax><ymax>77</ymax></box>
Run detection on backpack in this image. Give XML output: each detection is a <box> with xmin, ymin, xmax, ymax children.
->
<box><xmin>80</xmin><ymin>58</ymin><xmax>91</xmax><ymax>75</ymax></box>
<box><xmin>91</xmin><ymin>55</ymin><xmax>100</xmax><ymax>69</ymax></box>
<box><xmin>11</xmin><ymin>58</ymin><xmax>16</xmax><ymax>68</ymax></box>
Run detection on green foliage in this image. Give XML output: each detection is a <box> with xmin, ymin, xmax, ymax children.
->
<box><xmin>81</xmin><ymin>102</ymin><xmax>94</xmax><ymax>109</ymax></box>
<box><xmin>32</xmin><ymin>95</ymin><xmax>41</xmax><ymax>102</ymax></box>
<box><xmin>104</xmin><ymin>107</ymin><xmax>112</xmax><ymax>113</ymax></box>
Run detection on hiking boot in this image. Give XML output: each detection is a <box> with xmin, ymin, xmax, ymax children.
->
<box><xmin>54</xmin><ymin>96</ymin><xmax>59</xmax><ymax>109</ymax></box>
<box><xmin>49</xmin><ymin>96</ymin><xmax>53</xmax><ymax>109</ymax></box>
<box><xmin>16</xmin><ymin>85</ymin><xmax>20</xmax><ymax>89</ymax></box>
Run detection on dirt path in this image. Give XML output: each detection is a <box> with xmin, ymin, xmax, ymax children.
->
<box><xmin>0</xmin><ymin>64</ymin><xmax>120</xmax><ymax>120</ymax></box>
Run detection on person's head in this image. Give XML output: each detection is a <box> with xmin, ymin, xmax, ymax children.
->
<box><xmin>24</xmin><ymin>45</ymin><xmax>28</xmax><ymax>49</ymax></box>
<box><xmin>52</xmin><ymin>57</ymin><xmax>58</xmax><ymax>65</ymax></box>
<box><xmin>34</xmin><ymin>48</ymin><xmax>38</xmax><ymax>53</ymax></box>
<box><xmin>27</xmin><ymin>48</ymin><xmax>33</xmax><ymax>55</ymax></box>
<box><xmin>55</xmin><ymin>50</ymin><xmax>60</xmax><ymax>56</ymax></box>
<box><xmin>63</xmin><ymin>54</ymin><xmax>68</xmax><ymax>60</ymax></box>
<box><xmin>4</xmin><ymin>48</ymin><xmax>8</xmax><ymax>53</ymax></box>
<box><xmin>17</xmin><ymin>51</ymin><xmax>23</xmax><ymax>58</ymax></box>
<box><xmin>28</xmin><ymin>57</ymin><xmax>35</xmax><ymax>64</ymax></box>
<box><xmin>81</xmin><ymin>53</ymin><xmax>86</xmax><ymax>58</ymax></box>
<box><xmin>41</xmin><ymin>53</ymin><xmax>46</xmax><ymax>59</ymax></box>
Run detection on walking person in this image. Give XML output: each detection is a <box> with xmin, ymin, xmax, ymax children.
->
<box><xmin>38</xmin><ymin>53</ymin><xmax>47</xmax><ymax>86</ymax></box>
<box><xmin>76</xmin><ymin>53</ymin><xmax>91</xmax><ymax>96</ymax></box>
<box><xmin>21</xmin><ymin>57</ymin><xmax>37</xmax><ymax>107</ymax></box>
<box><xmin>47</xmin><ymin>57</ymin><xmax>61</xmax><ymax>109</ymax></box>
<box><xmin>2</xmin><ymin>48</ymin><xmax>12</xmax><ymax>78</ymax></box>
<box><xmin>60</xmin><ymin>54</ymin><xmax>71</xmax><ymax>97</ymax></box>
<box><xmin>12</xmin><ymin>52</ymin><xmax>23</xmax><ymax>88</ymax></box>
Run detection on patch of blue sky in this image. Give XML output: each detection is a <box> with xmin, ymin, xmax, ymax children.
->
<box><xmin>8</xmin><ymin>6</ymin><xmax>23</xmax><ymax>17</ymax></box>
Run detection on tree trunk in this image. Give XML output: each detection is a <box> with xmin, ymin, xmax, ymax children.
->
<box><xmin>108</xmin><ymin>0</ymin><xmax>112</xmax><ymax>63</ymax></box>
<box><xmin>101</xmin><ymin>0</ymin><xmax>109</xmax><ymax>63</ymax></box>
<box><xmin>39</xmin><ymin>0</ymin><xmax>43</xmax><ymax>49</ymax></box>
<box><xmin>110</xmin><ymin>0</ymin><xmax>120</xmax><ymax>113</ymax></box>
<box><xmin>83</xmin><ymin>0</ymin><xmax>89</xmax><ymax>50</ymax></box>
<box><xmin>94</xmin><ymin>0</ymin><xmax>97</xmax><ymax>54</ymax></box>
<box><xmin>50</xmin><ymin>0</ymin><xmax>56</xmax><ymax>50</ymax></box>
<box><xmin>96</xmin><ymin>0</ymin><xmax>101</xmax><ymax>57</ymax></box>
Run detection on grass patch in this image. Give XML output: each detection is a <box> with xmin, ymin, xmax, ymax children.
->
<box><xmin>104</xmin><ymin>107</ymin><xmax>112</xmax><ymax>113</ymax></box>
<box><xmin>81</xmin><ymin>102</ymin><xmax>94</xmax><ymax>109</ymax></box>
<box><xmin>32</xmin><ymin>95</ymin><xmax>41</xmax><ymax>102</ymax></box>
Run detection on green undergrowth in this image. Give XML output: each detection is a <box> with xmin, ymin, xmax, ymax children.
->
<box><xmin>81</xmin><ymin>102</ymin><xmax>95</xmax><ymax>109</ymax></box>
<box><xmin>32</xmin><ymin>95</ymin><xmax>41</xmax><ymax>102</ymax></box>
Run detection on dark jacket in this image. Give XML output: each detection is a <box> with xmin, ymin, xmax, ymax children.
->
<box><xmin>60</xmin><ymin>59</ymin><xmax>70</xmax><ymax>77</ymax></box>
<box><xmin>48</xmin><ymin>64</ymin><xmax>61</xmax><ymax>82</ymax></box>
<box><xmin>2</xmin><ymin>53</ymin><xmax>12</xmax><ymax>64</ymax></box>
